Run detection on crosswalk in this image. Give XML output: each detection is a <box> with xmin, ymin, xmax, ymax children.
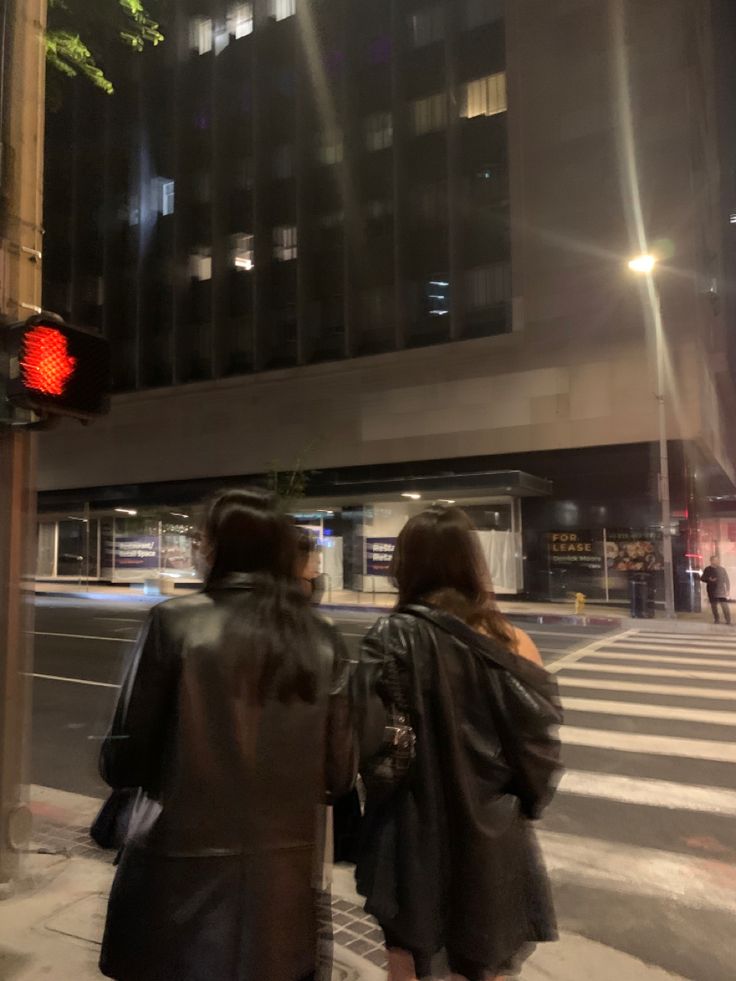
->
<box><xmin>538</xmin><ymin>628</ymin><xmax>736</xmax><ymax>920</ymax></box>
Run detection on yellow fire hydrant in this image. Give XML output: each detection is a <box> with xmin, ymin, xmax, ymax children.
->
<box><xmin>574</xmin><ymin>592</ymin><xmax>586</xmax><ymax>615</ymax></box>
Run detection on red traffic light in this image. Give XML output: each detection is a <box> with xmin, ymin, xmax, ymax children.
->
<box><xmin>6</xmin><ymin>315</ymin><xmax>111</xmax><ymax>420</ymax></box>
<box><xmin>21</xmin><ymin>325</ymin><xmax>77</xmax><ymax>397</ymax></box>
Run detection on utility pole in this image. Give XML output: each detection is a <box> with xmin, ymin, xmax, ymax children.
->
<box><xmin>0</xmin><ymin>0</ymin><xmax>47</xmax><ymax>885</ymax></box>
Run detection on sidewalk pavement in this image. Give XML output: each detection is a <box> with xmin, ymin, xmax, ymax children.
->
<box><xmin>0</xmin><ymin>786</ymin><xmax>687</xmax><ymax>981</ymax></box>
<box><xmin>34</xmin><ymin>579</ymin><xmax>727</xmax><ymax>633</ymax></box>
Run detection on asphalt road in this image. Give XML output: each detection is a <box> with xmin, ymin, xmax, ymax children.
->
<box><xmin>30</xmin><ymin>596</ymin><xmax>613</xmax><ymax>799</ymax></box>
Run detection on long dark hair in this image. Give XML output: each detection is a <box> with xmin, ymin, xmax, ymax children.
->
<box><xmin>390</xmin><ymin>505</ymin><xmax>516</xmax><ymax>650</ymax></box>
<box><xmin>202</xmin><ymin>488</ymin><xmax>319</xmax><ymax>702</ymax></box>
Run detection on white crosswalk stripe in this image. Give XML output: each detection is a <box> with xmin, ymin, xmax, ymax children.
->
<box><xmin>539</xmin><ymin>627</ymin><xmax>736</xmax><ymax>919</ymax></box>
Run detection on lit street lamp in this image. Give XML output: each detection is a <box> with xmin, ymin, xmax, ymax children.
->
<box><xmin>629</xmin><ymin>253</ymin><xmax>676</xmax><ymax>619</ymax></box>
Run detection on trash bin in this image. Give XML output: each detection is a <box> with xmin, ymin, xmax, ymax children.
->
<box><xmin>630</xmin><ymin>572</ymin><xmax>655</xmax><ymax>618</ymax></box>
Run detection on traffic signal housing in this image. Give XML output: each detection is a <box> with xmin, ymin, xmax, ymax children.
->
<box><xmin>6</xmin><ymin>315</ymin><xmax>111</xmax><ymax>421</ymax></box>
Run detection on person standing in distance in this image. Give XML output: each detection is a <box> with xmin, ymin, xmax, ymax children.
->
<box><xmin>701</xmin><ymin>555</ymin><xmax>731</xmax><ymax>625</ymax></box>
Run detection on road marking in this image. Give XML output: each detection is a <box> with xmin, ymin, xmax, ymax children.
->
<box><xmin>28</xmin><ymin>672</ymin><xmax>119</xmax><ymax>689</ymax></box>
<box><xmin>564</xmin><ymin>726</ymin><xmax>736</xmax><ymax>763</ymax></box>
<box><xmin>589</xmin><ymin>650</ymin><xmax>736</xmax><ymax>667</ymax></box>
<box><xmin>538</xmin><ymin>830</ymin><xmax>736</xmax><ymax>913</ymax></box>
<box><xmin>624</xmin><ymin>637</ymin><xmax>736</xmax><ymax>650</ymax></box>
<box><xmin>631</xmin><ymin>630</ymin><xmax>736</xmax><ymax>645</ymax></box>
<box><xmin>558</xmin><ymin>769</ymin><xmax>736</xmax><ymax>816</ymax></box>
<box><xmin>558</xmin><ymin>676</ymin><xmax>736</xmax><ymax>700</ymax></box>
<box><xmin>33</xmin><ymin>631</ymin><xmax>132</xmax><ymax>644</ymax></box>
<box><xmin>93</xmin><ymin>617</ymin><xmax>142</xmax><ymax>623</ymax></box>
<box><xmin>562</xmin><ymin>696</ymin><xmax>736</xmax><ymax>728</ymax></box>
<box><xmin>561</xmin><ymin>662</ymin><xmax>736</xmax><ymax>682</ymax></box>
<box><xmin>547</xmin><ymin>633</ymin><xmax>631</xmax><ymax>674</ymax></box>
<box><xmin>606</xmin><ymin>641</ymin><xmax>736</xmax><ymax>658</ymax></box>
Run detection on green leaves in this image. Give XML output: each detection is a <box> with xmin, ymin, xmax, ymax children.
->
<box><xmin>45</xmin><ymin>0</ymin><xmax>164</xmax><ymax>94</ymax></box>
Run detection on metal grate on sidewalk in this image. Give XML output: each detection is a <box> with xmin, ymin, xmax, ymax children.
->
<box><xmin>31</xmin><ymin>819</ymin><xmax>388</xmax><ymax>972</ymax></box>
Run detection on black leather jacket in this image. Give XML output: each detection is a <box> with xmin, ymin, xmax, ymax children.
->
<box><xmin>354</xmin><ymin>605</ymin><xmax>562</xmax><ymax>972</ymax></box>
<box><xmin>99</xmin><ymin>573</ymin><xmax>357</xmax><ymax>981</ymax></box>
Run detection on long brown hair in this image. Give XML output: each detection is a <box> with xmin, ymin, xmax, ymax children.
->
<box><xmin>390</xmin><ymin>505</ymin><xmax>516</xmax><ymax>650</ymax></box>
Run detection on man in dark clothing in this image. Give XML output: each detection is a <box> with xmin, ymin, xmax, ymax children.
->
<box><xmin>701</xmin><ymin>556</ymin><xmax>731</xmax><ymax>624</ymax></box>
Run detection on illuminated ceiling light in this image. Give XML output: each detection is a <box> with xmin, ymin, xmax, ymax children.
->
<box><xmin>114</xmin><ymin>508</ymin><xmax>137</xmax><ymax>516</ymax></box>
<box><xmin>437</xmin><ymin>499</ymin><xmax>455</xmax><ymax>505</ymax></box>
<box><xmin>170</xmin><ymin>512</ymin><xmax>189</xmax><ymax>518</ymax></box>
<box><xmin>402</xmin><ymin>492</ymin><xmax>421</xmax><ymax>500</ymax></box>
<box><xmin>628</xmin><ymin>254</ymin><xmax>657</xmax><ymax>274</ymax></box>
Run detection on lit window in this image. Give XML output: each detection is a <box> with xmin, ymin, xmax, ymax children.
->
<box><xmin>464</xmin><ymin>0</ymin><xmax>504</xmax><ymax>30</ymax></box>
<box><xmin>153</xmin><ymin>178</ymin><xmax>175</xmax><ymax>215</ymax></box>
<box><xmin>365</xmin><ymin>111</ymin><xmax>393</xmax><ymax>151</ymax></box>
<box><xmin>460</xmin><ymin>72</ymin><xmax>507</xmax><ymax>119</ymax></box>
<box><xmin>409</xmin><ymin>4</ymin><xmax>444</xmax><ymax>47</ymax></box>
<box><xmin>730</xmin><ymin>212</ymin><xmax>736</xmax><ymax>225</ymax></box>
<box><xmin>190</xmin><ymin>17</ymin><xmax>213</xmax><ymax>55</ymax></box>
<box><xmin>227</xmin><ymin>2</ymin><xmax>253</xmax><ymax>38</ymax></box>
<box><xmin>270</xmin><ymin>0</ymin><xmax>296</xmax><ymax>21</ymax></box>
<box><xmin>466</xmin><ymin>263</ymin><xmax>510</xmax><ymax>309</ymax></box>
<box><xmin>411</xmin><ymin>93</ymin><xmax>447</xmax><ymax>135</ymax></box>
<box><xmin>232</xmin><ymin>233</ymin><xmax>254</xmax><ymax>271</ymax></box>
<box><xmin>426</xmin><ymin>277</ymin><xmax>450</xmax><ymax>316</ymax></box>
<box><xmin>316</xmin><ymin>130</ymin><xmax>344</xmax><ymax>166</ymax></box>
<box><xmin>190</xmin><ymin>252</ymin><xmax>212</xmax><ymax>281</ymax></box>
<box><xmin>274</xmin><ymin>225</ymin><xmax>297</xmax><ymax>261</ymax></box>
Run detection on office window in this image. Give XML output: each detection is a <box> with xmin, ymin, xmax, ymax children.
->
<box><xmin>316</xmin><ymin>129</ymin><xmax>344</xmax><ymax>165</ymax></box>
<box><xmin>273</xmin><ymin>144</ymin><xmax>295</xmax><ymax>180</ymax></box>
<box><xmin>409</xmin><ymin>4</ymin><xmax>444</xmax><ymax>47</ymax></box>
<box><xmin>365</xmin><ymin>111</ymin><xmax>393</xmax><ymax>151</ymax></box>
<box><xmin>460</xmin><ymin>72</ymin><xmax>507</xmax><ymax>119</ymax></box>
<box><xmin>413</xmin><ymin>182</ymin><xmax>446</xmax><ymax>224</ymax></box>
<box><xmin>190</xmin><ymin>252</ymin><xmax>212</xmax><ymax>281</ymax></box>
<box><xmin>464</xmin><ymin>0</ymin><xmax>504</xmax><ymax>29</ymax></box>
<box><xmin>232</xmin><ymin>233</ymin><xmax>254</xmax><ymax>271</ymax></box>
<box><xmin>190</xmin><ymin>17</ymin><xmax>213</xmax><ymax>55</ymax></box>
<box><xmin>411</xmin><ymin>93</ymin><xmax>447</xmax><ymax>135</ymax></box>
<box><xmin>152</xmin><ymin>178</ymin><xmax>175</xmax><ymax>215</ymax></box>
<box><xmin>426</xmin><ymin>277</ymin><xmax>450</xmax><ymax>316</ymax></box>
<box><xmin>270</xmin><ymin>0</ymin><xmax>295</xmax><ymax>21</ymax></box>
<box><xmin>466</xmin><ymin>263</ymin><xmax>510</xmax><ymax>309</ymax></box>
<box><xmin>319</xmin><ymin>210</ymin><xmax>345</xmax><ymax>229</ymax></box>
<box><xmin>227</xmin><ymin>3</ymin><xmax>253</xmax><ymax>39</ymax></box>
<box><xmin>274</xmin><ymin>225</ymin><xmax>297</xmax><ymax>261</ymax></box>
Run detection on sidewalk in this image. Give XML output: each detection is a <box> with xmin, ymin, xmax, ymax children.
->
<box><xmin>0</xmin><ymin>786</ymin><xmax>687</xmax><ymax>981</ymax></box>
<box><xmin>34</xmin><ymin>579</ymin><xmax>727</xmax><ymax>632</ymax></box>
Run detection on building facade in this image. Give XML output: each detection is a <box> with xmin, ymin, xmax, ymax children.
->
<box><xmin>38</xmin><ymin>0</ymin><xmax>736</xmax><ymax>608</ymax></box>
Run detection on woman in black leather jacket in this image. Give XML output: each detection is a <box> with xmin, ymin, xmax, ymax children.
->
<box><xmin>99</xmin><ymin>488</ymin><xmax>357</xmax><ymax>981</ymax></box>
<box><xmin>355</xmin><ymin>505</ymin><xmax>562</xmax><ymax>981</ymax></box>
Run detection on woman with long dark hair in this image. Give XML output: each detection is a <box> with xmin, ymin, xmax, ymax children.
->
<box><xmin>99</xmin><ymin>488</ymin><xmax>358</xmax><ymax>981</ymax></box>
<box><xmin>355</xmin><ymin>505</ymin><xmax>562</xmax><ymax>981</ymax></box>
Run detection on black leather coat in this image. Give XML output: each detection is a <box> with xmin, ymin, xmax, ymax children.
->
<box><xmin>99</xmin><ymin>574</ymin><xmax>357</xmax><ymax>981</ymax></box>
<box><xmin>353</xmin><ymin>605</ymin><xmax>562</xmax><ymax>975</ymax></box>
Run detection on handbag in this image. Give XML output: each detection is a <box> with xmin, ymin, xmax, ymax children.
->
<box><xmin>90</xmin><ymin>788</ymin><xmax>137</xmax><ymax>850</ymax></box>
<box><xmin>361</xmin><ymin>655</ymin><xmax>416</xmax><ymax>802</ymax></box>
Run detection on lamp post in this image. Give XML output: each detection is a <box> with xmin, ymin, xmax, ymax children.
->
<box><xmin>628</xmin><ymin>254</ymin><xmax>676</xmax><ymax>619</ymax></box>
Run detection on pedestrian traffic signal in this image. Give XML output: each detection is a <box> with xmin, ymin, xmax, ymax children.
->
<box><xmin>5</xmin><ymin>314</ymin><xmax>111</xmax><ymax>420</ymax></box>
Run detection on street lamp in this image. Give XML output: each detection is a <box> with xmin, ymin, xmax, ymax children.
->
<box><xmin>628</xmin><ymin>253</ymin><xmax>676</xmax><ymax>619</ymax></box>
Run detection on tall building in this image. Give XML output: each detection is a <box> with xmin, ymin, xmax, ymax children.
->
<box><xmin>37</xmin><ymin>0</ymin><xmax>736</xmax><ymax>609</ymax></box>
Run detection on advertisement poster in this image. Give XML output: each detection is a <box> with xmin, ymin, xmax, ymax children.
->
<box><xmin>366</xmin><ymin>537</ymin><xmax>396</xmax><ymax>576</ymax></box>
<box><xmin>547</xmin><ymin>531</ymin><xmax>602</xmax><ymax>570</ymax></box>
<box><xmin>605</xmin><ymin>529</ymin><xmax>663</xmax><ymax>572</ymax></box>
<box><xmin>104</xmin><ymin>535</ymin><xmax>160</xmax><ymax>571</ymax></box>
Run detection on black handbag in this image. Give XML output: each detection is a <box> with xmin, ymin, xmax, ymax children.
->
<box><xmin>362</xmin><ymin>655</ymin><xmax>416</xmax><ymax>802</ymax></box>
<box><xmin>90</xmin><ymin>788</ymin><xmax>137</xmax><ymax>850</ymax></box>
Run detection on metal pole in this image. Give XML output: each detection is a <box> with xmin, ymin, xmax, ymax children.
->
<box><xmin>603</xmin><ymin>527</ymin><xmax>610</xmax><ymax>603</ymax></box>
<box><xmin>0</xmin><ymin>0</ymin><xmax>46</xmax><ymax>886</ymax></box>
<box><xmin>653</xmin><ymin>282</ymin><xmax>676</xmax><ymax>619</ymax></box>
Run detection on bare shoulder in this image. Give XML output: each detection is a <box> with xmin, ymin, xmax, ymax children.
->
<box><xmin>512</xmin><ymin>626</ymin><xmax>544</xmax><ymax>667</ymax></box>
